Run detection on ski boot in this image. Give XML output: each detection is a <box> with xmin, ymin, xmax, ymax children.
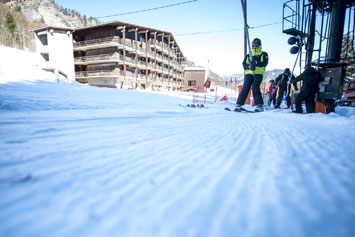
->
<box><xmin>234</xmin><ymin>104</ymin><xmax>243</xmax><ymax>112</ymax></box>
<box><xmin>254</xmin><ymin>104</ymin><xmax>264</xmax><ymax>112</ymax></box>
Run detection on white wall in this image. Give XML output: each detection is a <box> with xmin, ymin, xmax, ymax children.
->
<box><xmin>34</xmin><ymin>33</ymin><xmax>49</xmax><ymax>55</ymax></box>
<box><xmin>48</xmin><ymin>29</ymin><xmax>75</xmax><ymax>81</ymax></box>
<box><xmin>35</xmin><ymin>29</ymin><xmax>75</xmax><ymax>81</ymax></box>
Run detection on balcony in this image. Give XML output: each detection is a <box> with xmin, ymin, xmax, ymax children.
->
<box><xmin>74</xmin><ymin>69</ymin><xmax>179</xmax><ymax>88</ymax></box>
<box><xmin>74</xmin><ymin>37</ymin><xmax>181</xmax><ymax>66</ymax></box>
<box><xmin>154</xmin><ymin>78</ymin><xmax>163</xmax><ymax>86</ymax></box>
<box><xmin>150</xmin><ymin>39</ymin><xmax>163</xmax><ymax>52</ymax></box>
<box><xmin>162</xmin><ymin>44</ymin><xmax>173</xmax><ymax>55</ymax></box>
<box><xmin>75</xmin><ymin>69</ymin><xmax>151</xmax><ymax>80</ymax></box>
<box><xmin>137</xmin><ymin>45</ymin><xmax>147</xmax><ymax>56</ymax></box>
<box><xmin>75</xmin><ymin>70</ymin><xmax>123</xmax><ymax>79</ymax></box>
<box><xmin>124</xmin><ymin>56</ymin><xmax>135</xmax><ymax>67</ymax></box>
<box><xmin>162</xmin><ymin>56</ymin><xmax>170</xmax><ymax>63</ymax></box>
<box><xmin>137</xmin><ymin>60</ymin><xmax>147</xmax><ymax>70</ymax></box>
<box><xmin>124</xmin><ymin>71</ymin><xmax>135</xmax><ymax>79</ymax></box>
<box><xmin>123</xmin><ymin>39</ymin><xmax>135</xmax><ymax>52</ymax></box>
<box><xmin>155</xmin><ymin>55</ymin><xmax>163</xmax><ymax>62</ymax></box>
<box><xmin>74</xmin><ymin>53</ymin><xmax>124</xmax><ymax>65</ymax></box>
<box><xmin>147</xmin><ymin>62</ymin><xmax>154</xmax><ymax>70</ymax></box>
<box><xmin>137</xmin><ymin>74</ymin><xmax>147</xmax><ymax>81</ymax></box>
<box><xmin>74</xmin><ymin>54</ymin><xmax>175</xmax><ymax>71</ymax></box>
<box><xmin>74</xmin><ymin>36</ymin><xmax>123</xmax><ymax>51</ymax></box>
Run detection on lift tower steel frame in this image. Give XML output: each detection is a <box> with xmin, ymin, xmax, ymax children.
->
<box><xmin>282</xmin><ymin>0</ymin><xmax>355</xmax><ymax>112</ymax></box>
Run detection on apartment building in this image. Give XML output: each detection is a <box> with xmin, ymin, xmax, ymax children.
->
<box><xmin>73</xmin><ymin>21</ymin><xmax>185</xmax><ymax>91</ymax></box>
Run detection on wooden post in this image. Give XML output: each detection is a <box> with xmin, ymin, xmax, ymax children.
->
<box><xmin>122</xmin><ymin>26</ymin><xmax>126</xmax><ymax>83</ymax></box>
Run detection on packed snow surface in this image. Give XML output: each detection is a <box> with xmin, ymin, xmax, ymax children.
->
<box><xmin>0</xmin><ymin>47</ymin><xmax>355</xmax><ymax>237</ymax></box>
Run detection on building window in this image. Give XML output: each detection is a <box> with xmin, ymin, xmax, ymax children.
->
<box><xmin>38</xmin><ymin>34</ymin><xmax>48</xmax><ymax>46</ymax></box>
<box><xmin>41</xmin><ymin>53</ymin><xmax>49</xmax><ymax>61</ymax></box>
<box><xmin>188</xmin><ymin>80</ymin><xmax>196</xmax><ymax>87</ymax></box>
<box><xmin>87</xmin><ymin>63</ymin><xmax>117</xmax><ymax>71</ymax></box>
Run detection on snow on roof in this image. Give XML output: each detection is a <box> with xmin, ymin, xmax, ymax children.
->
<box><xmin>184</xmin><ymin>67</ymin><xmax>206</xmax><ymax>71</ymax></box>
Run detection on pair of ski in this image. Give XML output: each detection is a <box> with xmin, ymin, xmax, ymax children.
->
<box><xmin>224</xmin><ymin>107</ymin><xmax>260</xmax><ymax>113</ymax></box>
<box><xmin>179</xmin><ymin>104</ymin><xmax>205</xmax><ymax>108</ymax></box>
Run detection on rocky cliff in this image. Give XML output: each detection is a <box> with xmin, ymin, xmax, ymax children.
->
<box><xmin>0</xmin><ymin>0</ymin><xmax>99</xmax><ymax>51</ymax></box>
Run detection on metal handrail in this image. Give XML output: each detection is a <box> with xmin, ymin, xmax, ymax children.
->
<box><xmin>74</xmin><ymin>53</ymin><xmax>123</xmax><ymax>62</ymax></box>
<box><xmin>75</xmin><ymin>70</ymin><xmax>122</xmax><ymax>77</ymax></box>
<box><xmin>74</xmin><ymin>36</ymin><xmax>120</xmax><ymax>47</ymax></box>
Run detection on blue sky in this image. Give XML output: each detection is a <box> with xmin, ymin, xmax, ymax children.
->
<box><xmin>54</xmin><ymin>0</ymin><xmax>299</xmax><ymax>75</ymax></box>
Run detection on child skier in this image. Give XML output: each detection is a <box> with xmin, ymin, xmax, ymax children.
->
<box><xmin>268</xmin><ymin>80</ymin><xmax>278</xmax><ymax>106</ymax></box>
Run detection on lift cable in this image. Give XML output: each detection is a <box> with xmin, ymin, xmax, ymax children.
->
<box><xmin>175</xmin><ymin>21</ymin><xmax>281</xmax><ymax>36</ymax></box>
<box><xmin>96</xmin><ymin>0</ymin><xmax>198</xmax><ymax>19</ymax></box>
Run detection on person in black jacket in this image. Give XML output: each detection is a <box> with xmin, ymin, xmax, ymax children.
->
<box><xmin>290</xmin><ymin>66</ymin><xmax>323</xmax><ymax>113</ymax></box>
<box><xmin>274</xmin><ymin>68</ymin><xmax>298</xmax><ymax>109</ymax></box>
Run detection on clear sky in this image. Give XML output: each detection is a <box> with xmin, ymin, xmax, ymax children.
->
<box><xmin>54</xmin><ymin>0</ymin><xmax>299</xmax><ymax>76</ymax></box>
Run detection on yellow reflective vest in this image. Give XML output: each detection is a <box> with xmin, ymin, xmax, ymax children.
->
<box><xmin>243</xmin><ymin>46</ymin><xmax>269</xmax><ymax>76</ymax></box>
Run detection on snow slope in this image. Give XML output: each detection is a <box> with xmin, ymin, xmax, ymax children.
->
<box><xmin>0</xmin><ymin>46</ymin><xmax>65</xmax><ymax>84</ymax></box>
<box><xmin>0</xmin><ymin>47</ymin><xmax>355</xmax><ymax>237</ymax></box>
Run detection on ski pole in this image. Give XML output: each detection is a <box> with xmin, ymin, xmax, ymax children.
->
<box><xmin>286</xmin><ymin>49</ymin><xmax>301</xmax><ymax>100</ymax></box>
<box><xmin>240</xmin><ymin>0</ymin><xmax>255</xmax><ymax>76</ymax></box>
<box><xmin>284</xmin><ymin>49</ymin><xmax>301</xmax><ymax>108</ymax></box>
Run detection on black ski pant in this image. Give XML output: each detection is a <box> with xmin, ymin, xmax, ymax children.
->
<box><xmin>236</xmin><ymin>74</ymin><xmax>264</xmax><ymax>106</ymax></box>
<box><xmin>276</xmin><ymin>85</ymin><xmax>291</xmax><ymax>108</ymax></box>
<box><xmin>268</xmin><ymin>93</ymin><xmax>277</xmax><ymax>106</ymax></box>
<box><xmin>295</xmin><ymin>90</ymin><xmax>316</xmax><ymax>113</ymax></box>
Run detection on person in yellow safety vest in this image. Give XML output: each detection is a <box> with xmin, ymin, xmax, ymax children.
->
<box><xmin>235</xmin><ymin>38</ymin><xmax>269</xmax><ymax>112</ymax></box>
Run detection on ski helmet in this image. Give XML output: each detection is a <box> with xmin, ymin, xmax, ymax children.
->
<box><xmin>252</xmin><ymin>38</ymin><xmax>262</xmax><ymax>45</ymax></box>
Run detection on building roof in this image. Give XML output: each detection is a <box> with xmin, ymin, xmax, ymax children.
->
<box><xmin>75</xmin><ymin>20</ymin><xmax>169</xmax><ymax>35</ymax></box>
<box><xmin>31</xmin><ymin>26</ymin><xmax>74</xmax><ymax>33</ymax></box>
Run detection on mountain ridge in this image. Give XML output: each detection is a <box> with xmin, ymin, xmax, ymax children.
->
<box><xmin>0</xmin><ymin>0</ymin><xmax>99</xmax><ymax>50</ymax></box>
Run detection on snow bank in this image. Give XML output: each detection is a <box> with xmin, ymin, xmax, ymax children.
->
<box><xmin>0</xmin><ymin>46</ymin><xmax>65</xmax><ymax>84</ymax></box>
<box><xmin>334</xmin><ymin>106</ymin><xmax>355</xmax><ymax>119</ymax></box>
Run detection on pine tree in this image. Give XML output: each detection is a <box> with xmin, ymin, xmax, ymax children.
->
<box><xmin>5</xmin><ymin>11</ymin><xmax>16</xmax><ymax>37</ymax></box>
<box><xmin>83</xmin><ymin>14</ymin><xmax>87</xmax><ymax>26</ymax></box>
<box><xmin>4</xmin><ymin>10</ymin><xmax>20</xmax><ymax>46</ymax></box>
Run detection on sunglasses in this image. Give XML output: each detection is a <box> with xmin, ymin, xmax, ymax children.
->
<box><xmin>252</xmin><ymin>43</ymin><xmax>260</xmax><ymax>47</ymax></box>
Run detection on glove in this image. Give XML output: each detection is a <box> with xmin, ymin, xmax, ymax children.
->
<box><xmin>249</xmin><ymin>60</ymin><xmax>256</xmax><ymax>71</ymax></box>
